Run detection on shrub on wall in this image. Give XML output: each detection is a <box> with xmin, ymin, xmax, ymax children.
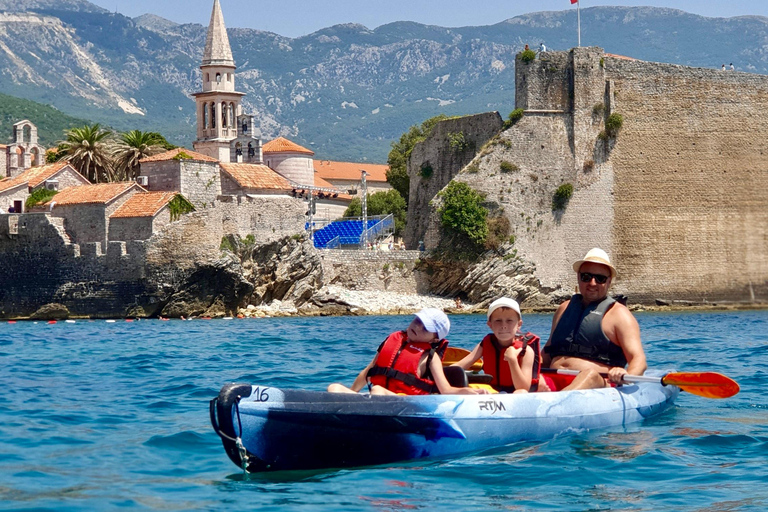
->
<box><xmin>419</xmin><ymin>163</ymin><xmax>433</xmax><ymax>178</ymax></box>
<box><xmin>448</xmin><ymin>131</ymin><xmax>473</xmax><ymax>153</ymax></box>
<box><xmin>552</xmin><ymin>183</ymin><xmax>574</xmax><ymax>211</ymax></box>
<box><xmin>592</xmin><ymin>103</ymin><xmax>605</xmax><ymax>116</ymax></box>
<box><xmin>499</xmin><ymin>161</ymin><xmax>519</xmax><ymax>173</ymax></box>
<box><xmin>168</xmin><ymin>194</ymin><xmax>195</xmax><ymax>221</ymax></box>
<box><xmin>520</xmin><ymin>49</ymin><xmax>536</xmax><ymax>63</ymax></box>
<box><xmin>606</xmin><ymin>113</ymin><xmax>624</xmax><ymax>137</ymax></box>
<box><xmin>485</xmin><ymin>215</ymin><xmax>512</xmax><ymax>251</ymax></box>
<box><xmin>438</xmin><ymin>181</ymin><xmax>488</xmax><ymax>254</ymax></box>
<box><xmin>503</xmin><ymin>108</ymin><xmax>525</xmax><ymax>129</ymax></box>
<box><xmin>25</xmin><ymin>188</ymin><xmax>58</xmax><ymax>209</ymax></box>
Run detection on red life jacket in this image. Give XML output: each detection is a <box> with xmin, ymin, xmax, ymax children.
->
<box><xmin>481</xmin><ymin>332</ymin><xmax>541</xmax><ymax>392</ymax></box>
<box><xmin>366</xmin><ymin>330</ymin><xmax>448</xmax><ymax>395</ymax></box>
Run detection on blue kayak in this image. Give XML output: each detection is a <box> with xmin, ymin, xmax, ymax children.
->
<box><xmin>210</xmin><ymin>374</ymin><xmax>679</xmax><ymax>472</ymax></box>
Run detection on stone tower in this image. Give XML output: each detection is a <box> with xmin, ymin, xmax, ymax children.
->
<box><xmin>192</xmin><ymin>0</ymin><xmax>246</xmax><ymax>162</ymax></box>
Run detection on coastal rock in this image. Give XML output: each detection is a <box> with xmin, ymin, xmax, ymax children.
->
<box><xmin>29</xmin><ymin>303</ymin><xmax>70</xmax><ymax>320</ymax></box>
<box><xmin>240</xmin><ymin>236</ymin><xmax>323</xmax><ymax>306</ymax></box>
<box><xmin>160</xmin><ymin>256</ymin><xmax>253</xmax><ymax>318</ymax></box>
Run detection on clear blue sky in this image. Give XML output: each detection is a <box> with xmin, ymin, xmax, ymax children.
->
<box><xmin>90</xmin><ymin>1</ymin><xmax>768</xmax><ymax>38</ymax></box>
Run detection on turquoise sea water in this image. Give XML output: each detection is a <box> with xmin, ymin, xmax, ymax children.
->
<box><xmin>1</xmin><ymin>311</ymin><xmax>766</xmax><ymax>511</ymax></box>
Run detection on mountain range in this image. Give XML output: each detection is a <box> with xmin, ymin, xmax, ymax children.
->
<box><xmin>2</xmin><ymin>0</ymin><xmax>768</xmax><ymax>162</ymax></box>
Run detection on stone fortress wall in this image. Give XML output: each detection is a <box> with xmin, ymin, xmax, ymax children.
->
<box><xmin>429</xmin><ymin>47</ymin><xmax>767</xmax><ymax>303</ymax></box>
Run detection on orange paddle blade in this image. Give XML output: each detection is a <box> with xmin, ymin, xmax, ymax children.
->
<box><xmin>661</xmin><ymin>372</ymin><xmax>740</xmax><ymax>399</ymax></box>
<box><xmin>443</xmin><ymin>347</ymin><xmax>483</xmax><ymax>372</ymax></box>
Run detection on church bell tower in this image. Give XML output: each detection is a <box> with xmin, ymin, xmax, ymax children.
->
<box><xmin>192</xmin><ymin>0</ymin><xmax>246</xmax><ymax>161</ymax></box>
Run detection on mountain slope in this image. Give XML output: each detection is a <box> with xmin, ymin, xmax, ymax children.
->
<box><xmin>2</xmin><ymin>2</ymin><xmax>768</xmax><ymax>161</ymax></box>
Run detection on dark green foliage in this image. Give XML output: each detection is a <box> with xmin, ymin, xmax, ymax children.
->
<box><xmin>0</xmin><ymin>93</ymin><xmax>90</xmax><ymax>147</ymax></box>
<box><xmin>220</xmin><ymin>236</ymin><xmax>235</xmax><ymax>252</ymax></box>
<box><xmin>386</xmin><ymin>114</ymin><xmax>448</xmax><ymax>203</ymax></box>
<box><xmin>592</xmin><ymin>103</ymin><xmax>605</xmax><ymax>116</ymax></box>
<box><xmin>552</xmin><ymin>183</ymin><xmax>574</xmax><ymax>211</ymax></box>
<box><xmin>172</xmin><ymin>151</ymin><xmax>193</xmax><ymax>161</ymax></box>
<box><xmin>343</xmin><ymin>189</ymin><xmax>407</xmax><ymax>236</ymax></box>
<box><xmin>419</xmin><ymin>163</ymin><xmax>433</xmax><ymax>178</ymax></box>
<box><xmin>503</xmin><ymin>108</ymin><xmax>525</xmax><ymax>129</ymax></box>
<box><xmin>25</xmin><ymin>188</ymin><xmax>58</xmax><ymax>210</ymax></box>
<box><xmin>520</xmin><ymin>49</ymin><xmax>537</xmax><ymax>63</ymax></box>
<box><xmin>438</xmin><ymin>181</ymin><xmax>488</xmax><ymax>255</ymax></box>
<box><xmin>499</xmin><ymin>161</ymin><xmax>519</xmax><ymax>173</ymax></box>
<box><xmin>147</xmin><ymin>132</ymin><xmax>177</xmax><ymax>150</ymax></box>
<box><xmin>606</xmin><ymin>113</ymin><xmax>624</xmax><ymax>137</ymax></box>
<box><xmin>168</xmin><ymin>194</ymin><xmax>195</xmax><ymax>221</ymax></box>
<box><xmin>448</xmin><ymin>131</ymin><xmax>472</xmax><ymax>152</ymax></box>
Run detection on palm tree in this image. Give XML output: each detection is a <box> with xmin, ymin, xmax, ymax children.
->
<box><xmin>58</xmin><ymin>124</ymin><xmax>113</xmax><ymax>183</ymax></box>
<box><xmin>111</xmin><ymin>130</ymin><xmax>166</xmax><ymax>181</ymax></box>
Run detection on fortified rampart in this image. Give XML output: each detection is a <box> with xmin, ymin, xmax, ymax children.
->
<box><xmin>405</xmin><ymin>112</ymin><xmax>503</xmax><ymax>249</ymax></box>
<box><xmin>318</xmin><ymin>249</ymin><xmax>425</xmax><ymax>294</ymax></box>
<box><xmin>426</xmin><ymin>47</ymin><xmax>768</xmax><ymax>304</ymax></box>
<box><xmin>0</xmin><ymin>197</ymin><xmax>306</xmax><ymax>318</ymax></box>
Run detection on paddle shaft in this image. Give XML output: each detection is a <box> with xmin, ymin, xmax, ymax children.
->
<box><xmin>541</xmin><ymin>367</ymin><xmax>661</xmax><ymax>385</ymax></box>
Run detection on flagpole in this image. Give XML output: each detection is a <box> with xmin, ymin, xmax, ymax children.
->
<box><xmin>577</xmin><ymin>0</ymin><xmax>581</xmax><ymax>47</ymax></box>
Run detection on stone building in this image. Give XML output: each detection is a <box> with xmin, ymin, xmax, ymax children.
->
<box><xmin>108</xmin><ymin>191</ymin><xmax>188</xmax><ymax>242</ymax></box>
<box><xmin>2</xmin><ymin>120</ymin><xmax>46</xmax><ymax>177</ymax></box>
<box><xmin>192</xmin><ymin>0</ymin><xmax>251</xmax><ymax>163</ymax></box>
<box><xmin>314</xmin><ymin>160</ymin><xmax>390</xmax><ymax>197</ymax></box>
<box><xmin>47</xmin><ymin>182</ymin><xmax>144</xmax><ymax>250</ymax></box>
<box><xmin>138</xmin><ymin>148</ymin><xmax>222</xmax><ymax>207</ymax></box>
<box><xmin>420</xmin><ymin>46</ymin><xmax>768</xmax><ymax>303</ymax></box>
<box><xmin>0</xmin><ymin>161</ymin><xmax>89</xmax><ymax>213</ymax></box>
<box><xmin>262</xmin><ymin>136</ymin><xmax>315</xmax><ymax>187</ymax></box>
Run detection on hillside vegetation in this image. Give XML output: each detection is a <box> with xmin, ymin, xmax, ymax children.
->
<box><xmin>0</xmin><ymin>93</ymin><xmax>90</xmax><ymax>146</ymax></box>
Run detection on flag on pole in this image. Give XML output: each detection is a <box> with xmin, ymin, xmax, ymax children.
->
<box><xmin>571</xmin><ymin>0</ymin><xmax>578</xmax><ymax>4</ymax></box>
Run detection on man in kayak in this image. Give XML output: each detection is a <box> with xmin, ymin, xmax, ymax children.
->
<box><xmin>328</xmin><ymin>308</ymin><xmax>487</xmax><ymax>395</ymax></box>
<box><xmin>541</xmin><ymin>248</ymin><xmax>647</xmax><ymax>390</ymax></box>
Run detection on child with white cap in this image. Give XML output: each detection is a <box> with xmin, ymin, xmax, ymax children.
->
<box><xmin>328</xmin><ymin>308</ymin><xmax>487</xmax><ymax>396</ymax></box>
<box><xmin>452</xmin><ymin>297</ymin><xmax>542</xmax><ymax>393</ymax></box>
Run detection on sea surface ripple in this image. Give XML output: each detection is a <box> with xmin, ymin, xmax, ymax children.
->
<box><xmin>0</xmin><ymin>310</ymin><xmax>765</xmax><ymax>511</ymax></box>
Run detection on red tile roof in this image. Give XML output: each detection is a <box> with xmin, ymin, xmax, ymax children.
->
<box><xmin>220</xmin><ymin>162</ymin><xmax>292</xmax><ymax>191</ymax></box>
<box><xmin>49</xmin><ymin>182</ymin><xmax>139</xmax><ymax>206</ymax></box>
<box><xmin>140</xmin><ymin>147</ymin><xmax>219</xmax><ymax>163</ymax></box>
<box><xmin>262</xmin><ymin>137</ymin><xmax>314</xmax><ymax>156</ymax></box>
<box><xmin>0</xmin><ymin>161</ymin><xmax>83</xmax><ymax>193</ymax></box>
<box><xmin>313</xmin><ymin>160</ymin><xmax>389</xmax><ymax>182</ymax></box>
<box><xmin>604</xmin><ymin>53</ymin><xmax>636</xmax><ymax>61</ymax></box>
<box><xmin>110</xmin><ymin>191</ymin><xmax>179</xmax><ymax>218</ymax></box>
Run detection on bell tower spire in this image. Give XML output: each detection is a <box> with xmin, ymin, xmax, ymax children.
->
<box><xmin>192</xmin><ymin>0</ymin><xmax>246</xmax><ymax>162</ymax></box>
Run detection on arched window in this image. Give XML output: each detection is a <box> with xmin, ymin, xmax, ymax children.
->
<box><xmin>22</xmin><ymin>125</ymin><xmax>32</xmax><ymax>143</ymax></box>
<box><xmin>216</xmin><ymin>73</ymin><xmax>221</xmax><ymax>84</ymax></box>
<box><xmin>228</xmin><ymin>103</ymin><xmax>235</xmax><ymax>127</ymax></box>
<box><xmin>206</xmin><ymin>73</ymin><xmax>210</xmax><ymax>83</ymax></box>
<box><xmin>210</xmin><ymin>103</ymin><xmax>216</xmax><ymax>129</ymax></box>
<box><xmin>235</xmin><ymin>142</ymin><xmax>242</xmax><ymax>156</ymax></box>
<box><xmin>221</xmin><ymin>101</ymin><xmax>227</xmax><ymax>128</ymax></box>
<box><xmin>242</xmin><ymin>119</ymin><xmax>248</xmax><ymax>134</ymax></box>
<box><xmin>31</xmin><ymin>148</ymin><xmax>41</xmax><ymax>166</ymax></box>
<box><xmin>248</xmin><ymin>142</ymin><xmax>254</xmax><ymax>157</ymax></box>
<box><xmin>203</xmin><ymin>103</ymin><xmax>209</xmax><ymax>129</ymax></box>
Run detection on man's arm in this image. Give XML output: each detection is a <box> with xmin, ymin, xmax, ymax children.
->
<box><xmin>606</xmin><ymin>305</ymin><xmax>647</xmax><ymax>382</ymax></box>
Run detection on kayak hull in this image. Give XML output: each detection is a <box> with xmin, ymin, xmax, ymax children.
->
<box><xmin>211</xmin><ymin>375</ymin><xmax>679</xmax><ymax>472</ymax></box>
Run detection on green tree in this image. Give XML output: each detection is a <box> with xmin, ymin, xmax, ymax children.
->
<box><xmin>58</xmin><ymin>124</ymin><xmax>113</xmax><ymax>183</ymax></box>
<box><xmin>343</xmin><ymin>189</ymin><xmax>407</xmax><ymax>236</ymax></box>
<box><xmin>438</xmin><ymin>181</ymin><xmax>488</xmax><ymax>254</ymax></box>
<box><xmin>386</xmin><ymin>114</ymin><xmax>448</xmax><ymax>203</ymax></box>
<box><xmin>111</xmin><ymin>130</ymin><xmax>166</xmax><ymax>181</ymax></box>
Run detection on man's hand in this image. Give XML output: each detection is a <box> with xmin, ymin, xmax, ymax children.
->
<box><xmin>607</xmin><ymin>366</ymin><xmax>627</xmax><ymax>384</ymax></box>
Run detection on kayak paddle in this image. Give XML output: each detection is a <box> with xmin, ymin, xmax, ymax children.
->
<box><xmin>541</xmin><ymin>368</ymin><xmax>740</xmax><ymax>399</ymax></box>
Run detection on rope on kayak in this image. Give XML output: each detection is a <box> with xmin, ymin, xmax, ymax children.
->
<box><xmin>233</xmin><ymin>399</ymin><xmax>250</xmax><ymax>474</ymax></box>
<box><xmin>209</xmin><ymin>395</ymin><xmax>251</xmax><ymax>474</ymax></box>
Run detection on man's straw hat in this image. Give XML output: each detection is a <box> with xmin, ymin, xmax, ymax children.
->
<box><xmin>572</xmin><ymin>248</ymin><xmax>617</xmax><ymax>278</ymax></box>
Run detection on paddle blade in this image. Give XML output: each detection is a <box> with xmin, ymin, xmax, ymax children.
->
<box><xmin>661</xmin><ymin>372</ymin><xmax>740</xmax><ymax>399</ymax></box>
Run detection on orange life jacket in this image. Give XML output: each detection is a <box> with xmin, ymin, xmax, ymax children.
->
<box><xmin>366</xmin><ymin>330</ymin><xmax>448</xmax><ymax>395</ymax></box>
<box><xmin>481</xmin><ymin>332</ymin><xmax>541</xmax><ymax>392</ymax></box>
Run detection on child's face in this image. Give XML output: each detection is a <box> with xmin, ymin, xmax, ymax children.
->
<box><xmin>407</xmin><ymin>318</ymin><xmax>438</xmax><ymax>343</ymax></box>
<box><xmin>487</xmin><ymin>307</ymin><xmax>522</xmax><ymax>344</ymax></box>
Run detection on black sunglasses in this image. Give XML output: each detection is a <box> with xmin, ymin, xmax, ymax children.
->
<box><xmin>580</xmin><ymin>272</ymin><xmax>609</xmax><ymax>284</ymax></box>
